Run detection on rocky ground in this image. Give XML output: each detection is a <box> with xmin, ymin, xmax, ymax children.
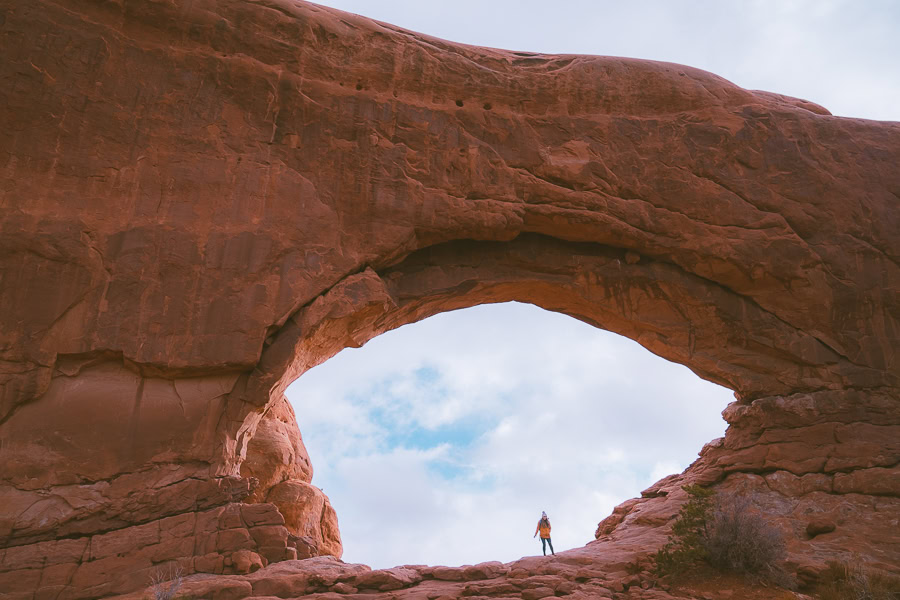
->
<box><xmin>114</xmin><ymin>547</ymin><xmax>810</xmax><ymax>600</ymax></box>
<box><xmin>108</xmin><ymin>463</ymin><xmax>887</xmax><ymax>600</ymax></box>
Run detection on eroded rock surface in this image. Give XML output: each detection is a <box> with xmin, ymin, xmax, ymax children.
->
<box><xmin>0</xmin><ymin>0</ymin><xmax>898</xmax><ymax>598</ymax></box>
<box><xmin>240</xmin><ymin>395</ymin><xmax>342</xmax><ymax>558</ymax></box>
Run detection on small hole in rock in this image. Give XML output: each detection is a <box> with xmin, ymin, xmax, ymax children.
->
<box><xmin>483</xmin><ymin>102</ymin><xmax>493</xmax><ymax>110</ymax></box>
<box><xmin>455</xmin><ymin>99</ymin><xmax>464</xmax><ymax>107</ymax></box>
<box><xmin>356</xmin><ymin>83</ymin><xmax>363</xmax><ymax>91</ymax></box>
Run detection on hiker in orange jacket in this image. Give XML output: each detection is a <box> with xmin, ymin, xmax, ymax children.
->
<box><xmin>534</xmin><ymin>511</ymin><xmax>555</xmax><ymax>556</ymax></box>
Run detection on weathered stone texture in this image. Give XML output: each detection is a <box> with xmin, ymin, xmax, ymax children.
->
<box><xmin>0</xmin><ymin>0</ymin><xmax>898</xmax><ymax>597</ymax></box>
<box><xmin>0</xmin><ymin>502</ymin><xmax>299</xmax><ymax>600</ymax></box>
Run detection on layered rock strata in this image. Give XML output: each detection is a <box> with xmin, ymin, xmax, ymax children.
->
<box><xmin>0</xmin><ymin>0</ymin><xmax>898</xmax><ymax>598</ymax></box>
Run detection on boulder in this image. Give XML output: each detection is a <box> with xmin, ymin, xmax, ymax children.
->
<box><xmin>241</xmin><ymin>396</ymin><xmax>314</xmax><ymax>502</ymax></box>
<box><xmin>266</xmin><ymin>480</ymin><xmax>343</xmax><ymax>558</ymax></box>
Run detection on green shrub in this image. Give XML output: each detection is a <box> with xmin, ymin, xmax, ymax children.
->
<box><xmin>653</xmin><ymin>484</ymin><xmax>715</xmax><ymax>575</ymax></box>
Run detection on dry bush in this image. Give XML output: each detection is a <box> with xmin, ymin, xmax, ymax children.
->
<box><xmin>654</xmin><ymin>486</ymin><xmax>790</xmax><ymax>587</ymax></box>
<box><xmin>702</xmin><ymin>492</ymin><xmax>790</xmax><ymax>585</ymax></box>
<box><xmin>818</xmin><ymin>559</ymin><xmax>900</xmax><ymax>600</ymax></box>
<box><xmin>150</xmin><ymin>564</ymin><xmax>183</xmax><ymax>600</ymax></box>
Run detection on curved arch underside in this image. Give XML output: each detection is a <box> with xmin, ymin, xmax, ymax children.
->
<box><xmin>0</xmin><ymin>0</ymin><xmax>898</xmax><ymax>596</ymax></box>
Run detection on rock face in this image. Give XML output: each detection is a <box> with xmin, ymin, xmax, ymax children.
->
<box><xmin>0</xmin><ymin>0</ymin><xmax>898</xmax><ymax>598</ymax></box>
<box><xmin>240</xmin><ymin>395</ymin><xmax>342</xmax><ymax>558</ymax></box>
<box><xmin>241</xmin><ymin>396</ymin><xmax>314</xmax><ymax>503</ymax></box>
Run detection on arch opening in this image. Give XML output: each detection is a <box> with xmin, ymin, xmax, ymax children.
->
<box><xmin>228</xmin><ymin>230</ymin><xmax>891</xmax><ymax>572</ymax></box>
<box><xmin>286</xmin><ymin>301</ymin><xmax>734</xmax><ymax>568</ymax></box>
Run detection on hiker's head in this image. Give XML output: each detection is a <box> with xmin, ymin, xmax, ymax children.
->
<box><xmin>541</xmin><ymin>511</ymin><xmax>547</xmax><ymax>519</ymax></box>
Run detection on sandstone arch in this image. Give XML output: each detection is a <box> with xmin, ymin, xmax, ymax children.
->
<box><xmin>1</xmin><ymin>0</ymin><xmax>898</xmax><ymax>597</ymax></box>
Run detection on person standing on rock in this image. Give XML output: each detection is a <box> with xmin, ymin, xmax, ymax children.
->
<box><xmin>534</xmin><ymin>511</ymin><xmax>555</xmax><ymax>556</ymax></box>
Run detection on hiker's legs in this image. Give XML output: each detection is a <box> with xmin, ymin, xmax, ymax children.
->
<box><xmin>541</xmin><ymin>537</ymin><xmax>547</xmax><ymax>555</ymax></box>
<box><xmin>547</xmin><ymin>537</ymin><xmax>554</xmax><ymax>555</ymax></box>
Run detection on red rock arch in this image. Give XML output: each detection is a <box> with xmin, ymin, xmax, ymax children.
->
<box><xmin>1</xmin><ymin>0</ymin><xmax>898</xmax><ymax>596</ymax></box>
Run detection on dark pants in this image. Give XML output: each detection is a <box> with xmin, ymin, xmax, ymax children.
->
<box><xmin>541</xmin><ymin>537</ymin><xmax>554</xmax><ymax>555</ymax></box>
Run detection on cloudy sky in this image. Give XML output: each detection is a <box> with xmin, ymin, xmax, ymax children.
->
<box><xmin>287</xmin><ymin>0</ymin><xmax>900</xmax><ymax>569</ymax></box>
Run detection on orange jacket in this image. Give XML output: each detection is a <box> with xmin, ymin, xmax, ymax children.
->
<box><xmin>535</xmin><ymin>519</ymin><xmax>551</xmax><ymax>539</ymax></box>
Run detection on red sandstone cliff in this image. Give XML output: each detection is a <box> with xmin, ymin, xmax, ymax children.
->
<box><xmin>0</xmin><ymin>0</ymin><xmax>898</xmax><ymax>598</ymax></box>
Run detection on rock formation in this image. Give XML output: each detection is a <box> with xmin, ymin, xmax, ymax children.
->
<box><xmin>240</xmin><ymin>395</ymin><xmax>342</xmax><ymax>558</ymax></box>
<box><xmin>0</xmin><ymin>0</ymin><xmax>897</xmax><ymax>598</ymax></box>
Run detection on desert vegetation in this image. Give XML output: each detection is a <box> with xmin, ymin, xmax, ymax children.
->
<box><xmin>654</xmin><ymin>485</ymin><xmax>790</xmax><ymax>586</ymax></box>
<box><xmin>150</xmin><ymin>564</ymin><xmax>183</xmax><ymax>600</ymax></box>
<box><xmin>816</xmin><ymin>559</ymin><xmax>900</xmax><ymax>600</ymax></box>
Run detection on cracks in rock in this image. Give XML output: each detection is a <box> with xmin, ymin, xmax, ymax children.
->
<box><xmin>51</xmin><ymin>349</ymin><xmax>248</xmax><ymax>380</ymax></box>
<box><xmin>62</xmin><ymin>460</ymin><xmax>216</xmax><ymax>489</ymax></box>
<box><xmin>0</xmin><ymin>371</ymin><xmax>50</xmax><ymax>430</ymax></box>
<box><xmin>170</xmin><ymin>380</ymin><xmax>187</xmax><ymax>420</ymax></box>
<box><xmin>632</xmin><ymin>245</ymin><xmax>868</xmax><ymax>386</ymax></box>
<box><xmin>770</xmin><ymin>184</ymin><xmax>900</xmax><ymax>271</ymax></box>
<box><xmin>749</xmin><ymin>460</ymin><xmax>900</xmax><ymax>499</ymax></box>
<box><xmin>823</xmin><ymin>233</ymin><xmax>900</xmax><ymax>272</ymax></box>
<box><xmin>513</xmin><ymin>165</ymin><xmax>581</xmax><ymax>195</ymax></box>
<box><xmin>126</xmin><ymin>372</ymin><xmax>146</xmax><ymax>462</ymax></box>
<box><xmin>81</xmin><ymin>229</ymin><xmax>113</xmax><ymax>279</ymax></box>
<box><xmin>647</xmin><ymin>162</ymin><xmax>886</xmax><ymax>309</ymax></box>
<box><xmin>8</xmin><ymin>513</ymin><xmax>164</xmax><ymax>550</ymax></box>
<box><xmin>642</xmin><ymin>243</ymin><xmax>866</xmax><ymax>375</ymax></box>
<box><xmin>2</xmin><ymin>471</ymin><xmax>247</xmax><ymax>550</ymax></box>
<box><xmin>263</xmin><ymin>264</ymin><xmax>376</xmax><ymax>357</ymax></box>
<box><xmin>723</xmin><ymin>451</ymin><xmax>900</xmax><ymax>476</ymax></box>
<box><xmin>265</xmin><ymin>68</ymin><xmax>283</xmax><ymax>146</ymax></box>
<box><xmin>744</xmin><ymin>386</ymin><xmax>900</xmax><ymax>404</ymax></box>
<box><xmin>671</xmin><ymin>165</ymin><xmax>792</xmax><ymax>229</ymax></box>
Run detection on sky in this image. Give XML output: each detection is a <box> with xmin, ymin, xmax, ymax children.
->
<box><xmin>286</xmin><ymin>0</ymin><xmax>900</xmax><ymax>569</ymax></box>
